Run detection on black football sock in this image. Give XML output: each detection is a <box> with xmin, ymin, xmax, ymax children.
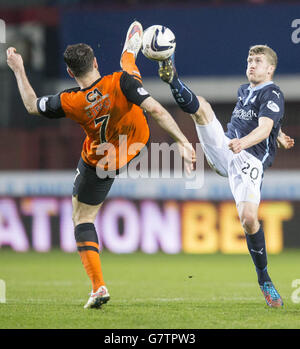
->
<box><xmin>245</xmin><ymin>225</ymin><xmax>271</xmax><ymax>285</ymax></box>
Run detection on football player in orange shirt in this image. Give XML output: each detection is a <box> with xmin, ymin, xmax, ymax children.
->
<box><xmin>7</xmin><ymin>21</ymin><xmax>195</xmax><ymax>309</ymax></box>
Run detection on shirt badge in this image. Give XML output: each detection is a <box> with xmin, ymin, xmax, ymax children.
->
<box><xmin>267</xmin><ymin>100</ymin><xmax>280</xmax><ymax>112</ymax></box>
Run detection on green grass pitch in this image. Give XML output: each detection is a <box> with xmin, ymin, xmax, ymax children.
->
<box><xmin>0</xmin><ymin>249</ymin><xmax>300</xmax><ymax>329</ymax></box>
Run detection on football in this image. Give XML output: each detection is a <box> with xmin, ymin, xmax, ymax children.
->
<box><xmin>142</xmin><ymin>25</ymin><xmax>176</xmax><ymax>61</ymax></box>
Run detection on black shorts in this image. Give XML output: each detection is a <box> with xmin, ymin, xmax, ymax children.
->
<box><xmin>72</xmin><ymin>137</ymin><xmax>150</xmax><ymax>205</ymax></box>
<box><xmin>72</xmin><ymin>157</ymin><xmax>115</xmax><ymax>205</ymax></box>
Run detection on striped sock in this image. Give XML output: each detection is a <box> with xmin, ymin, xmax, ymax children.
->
<box><xmin>75</xmin><ymin>223</ymin><xmax>105</xmax><ymax>293</ymax></box>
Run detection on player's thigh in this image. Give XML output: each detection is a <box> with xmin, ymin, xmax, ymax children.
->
<box><xmin>229</xmin><ymin>151</ymin><xmax>263</xmax><ymax>233</ymax></box>
<box><xmin>72</xmin><ymin>157</ymin><xmax>115</xmax><ymax>225</ymax></box>
<box><xmin>191</xmin><ymin>96</ymin><xmax>215</xmax><ymax>125</ymax></box>
<box><xmin>195</xmin><ymin>114</ymin><xmax>232</xmax><ymax>177</ymax></box>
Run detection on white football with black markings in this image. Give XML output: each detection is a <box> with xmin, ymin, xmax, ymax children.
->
<box><xmin>142</xmin><ymin>25</ymin><xmax>176</xmax><ymax>61</ymax></box>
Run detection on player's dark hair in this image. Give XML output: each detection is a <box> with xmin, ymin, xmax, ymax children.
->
<box><xmin>63</xmin><ymin>43</ymin><xmax>95</xmax><ymax>77</ymax></box>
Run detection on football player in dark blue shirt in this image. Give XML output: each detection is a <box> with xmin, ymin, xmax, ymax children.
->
<box><xmin>158</xmin><ymin>44</ymin><xmax>294</xmax><ymax>308</ymax></box>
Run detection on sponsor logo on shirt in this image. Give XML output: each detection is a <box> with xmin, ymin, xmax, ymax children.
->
<box><xmin>137</xmin><ymin>87</ymin><xmax>149</xmax><ymax>96</ymax></box>
<box><xmin>232</xmin><ymin>106</ymin><xmax>257</xmax><ymax>121</ymax></box>
<box><xmin>39</xmin><ymin>97</ymin><xmax>49</xmax><ymax>112</ymax></box>
<box><xmin>272</xmin><ymin>90</ymin><xmax>280</xmax><ymax>99</ymax></box>
<box><xmin>267</xmin><ymin>100</ymin><xmax>280</xmax><ymax>112</ymax></box>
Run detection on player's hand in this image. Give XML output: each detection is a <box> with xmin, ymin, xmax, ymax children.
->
<box><xmin>6</xmin><ymin>47</ymin><xmax>24</xmax><ymax>73</ymax></box>
<box><xmin>277</xmin><ymin>131</ymin><xmax>294</xmax><ymax>149</ymax></box>
<box><xmin>177</xmin><ymin>141</ymin><xmax>196</xmax><ymax>175</ymax></box>
<box><xmin>228</xmin><ymin>138</ymin><xmax>243</xmax><ymax>154</ymax></box>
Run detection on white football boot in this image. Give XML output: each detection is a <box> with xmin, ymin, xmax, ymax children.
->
<box><xmin>120</xmin><ymin>21</ymin><xmax>143</xmax><ymax>69</ymax></box>
<box><xmin>84</xmin><ymin>285</ymin><xmax>110</xmax><ymax>309</ymax></box>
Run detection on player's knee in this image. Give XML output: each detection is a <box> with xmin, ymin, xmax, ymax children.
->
<box><xmin>240</xmin><ymin>212</ymin><xmax>259</xmax><ymax>234</ymax></box>
<box><xmin>72</xmin><ymin>213</ymin><xmax>94</xmax><ymax>227</ymax></box>
<box><xmin>198</xmin><ymin>96</ymin><xmax>214</xmax><ymax>110</ymax></box>
<box><xmin>196</xmin><ymin>96</ymin><xmax>207</xmax><ymax>105</ymax></box>
<box><xmin>72</xmin><ymin>205</ymin><xmax>96</xmax><ymax>227</ymax></box>
<box><xmin>72</xmin><ymin>208</ymin><xmax>79</xmax><ymax>226</ymax></box>
<box><xmin>72</xmin><ymin>207</ymin><xmax>81</xmax><ymax>226</ymax></box>
<box><xmin>192</xmin><ymin>96</ymin><xmax>214</xmax><ymax>125</ymax></box>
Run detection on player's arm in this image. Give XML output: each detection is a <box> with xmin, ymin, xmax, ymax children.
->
<box><xmin>7</xmin><ymin>47</ymin><xmax>66</xmax><ymax>119</ymax></box>
<box><xmin>229</xmin><ymin>117</ymin><xmax>273</xmax><ymax>153</ymax></box>
<box><xmin>229</xmin><ymin>88</ymin><xmax>285</xmax><ymax>154</ymax></box>
<box><xmin>141</xmin><ymin>96</ymin><xmax>195</xmax><ymax>173</ymax></box>
<box><xmin>120</xmin><ymin>71</ymin><xmax>191</xmax><ymax>144</ymax></box>
<box><xmin>140</xmin><ymin>96</ymin><xmax>189</xmax><ymax>143</ymax></box>
<box><xmin>120</xmin><ymin>71</ymin><xmax>195</xmax><ymax>172</ymax></box>
<box><xmin>6</xmin><ymin>47</ymin><xmax>39</xmax><ymax>115</ymax></box>
<box><xmin>277</xmin><ymin>128</ymin><xmax>295</xmax><ymax>149</ymax></box>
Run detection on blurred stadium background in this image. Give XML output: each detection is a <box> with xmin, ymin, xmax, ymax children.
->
<box><xmin>0</xmin><ymin>0</ymin><xmax>300</xmax><ymax>255</ymax></box>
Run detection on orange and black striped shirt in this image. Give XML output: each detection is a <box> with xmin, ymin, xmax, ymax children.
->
<box><xmin>37</xmin><ymin>71</ymin><xmax>150</xmax><ymax>170</ymax></box>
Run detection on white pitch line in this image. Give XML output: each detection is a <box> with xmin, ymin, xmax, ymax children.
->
<box><xmin>3</xmin><ymin>295</ymin><xmax>261</xmax><ymax>305</ymax></box>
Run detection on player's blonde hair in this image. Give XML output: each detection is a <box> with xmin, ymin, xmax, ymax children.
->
<box><xmin>248</xmin><ymin>45</ymin><xmax>278</xmax><ymax>71</ymax></box>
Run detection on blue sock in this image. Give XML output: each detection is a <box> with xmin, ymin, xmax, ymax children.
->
<box><xmin>245</xmin><ymin>225</ymin><xmax>271</xmax><ymax>285</ymax></box>
<box><xmin>170</xmin><ymin>76</ymin><xmax>200</xmax><ymax>114</ymax></box>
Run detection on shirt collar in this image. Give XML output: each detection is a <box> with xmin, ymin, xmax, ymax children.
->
<box><xmin>247</xmin><ymin>81</ymin><xmax>274</xmax><ymax>92</ymax></box>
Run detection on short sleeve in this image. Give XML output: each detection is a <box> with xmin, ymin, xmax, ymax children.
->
<box><xmin>120</xmin><ymin>71</ymin><xmax>150</xmax><ymax>106</ymax></box>
<box><xmin>36</xmin><ymin>93</ymin><xmax>65</xmax><ymax>119</ymax></box>
<box><xmin>258</xmin><ymin>88</ymin><xmax>284</xmax><ymax>127</ymax></box>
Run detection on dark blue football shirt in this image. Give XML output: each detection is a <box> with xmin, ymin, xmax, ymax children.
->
<box><xmin>225</xmin><ymin>81</ymin><xmax>284</xmax><ymax>170</ymax></box>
